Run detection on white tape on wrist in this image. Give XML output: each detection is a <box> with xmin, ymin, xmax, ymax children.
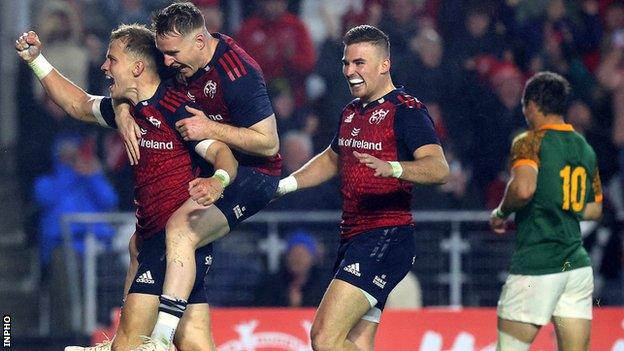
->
<box><xmin>277</xmin><ymin>175</ymin><xmax>298</xmax><ymax>196</ymax></box>
<box><xmin>194</xmin><ymin>139</ymin><xmax>216</xmax><ymax>158</ymax></box>
<box><xmin>388</xmin><ymin>161</ymin><xmax>403</xmax><ymax>178</ymax></box>
<box><xmin>28</xmin><ymin>54</ymin><xmax>53</xmax><ymax>80</ymax></box>
<box><xmin>213</xmin><ymin>169</ymin><xmax>230</xmax><ymax>187</ymax></box>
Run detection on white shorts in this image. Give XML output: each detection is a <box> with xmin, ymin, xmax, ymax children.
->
<box><xmin>497</xmin><ymin>266</ymin><xmax>593</xmax><ymax>325</ymax></box>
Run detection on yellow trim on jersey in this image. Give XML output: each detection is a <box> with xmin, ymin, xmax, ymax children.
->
<box><xmin>539</xmin><ymin>123</ymin><xmax>574</xmax><ymax>131</ymax></box>
<box><xmin>512</xmin><ymin>159</ymin><xmax>538</xmax><ymax>170</ymax></box>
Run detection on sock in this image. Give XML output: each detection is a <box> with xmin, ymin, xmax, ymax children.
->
<box><xmin>497</xmin><ymin>331</ymin><xmax>531</xmax><ymax>351</ymax></box>
<box><xmin>151</xmin><ymin>295</ymin><xmax>187</xmax><ymax>347</ymax></box>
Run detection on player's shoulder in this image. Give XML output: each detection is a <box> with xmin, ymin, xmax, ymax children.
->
<box><xmin>512</xmin><ymin>129</ymin><xmax>545</xmax><ymax>147</ymax></box>
<box><xmin>156</xmin><ymin>85</ymin><xmax>193</xmax><ymax>115</ymax></box>
<box><xmin>391</xmin><ymin>91</ymin><xmax>426</xmax><ymax>111</ymax></box>
<box><xmin>213</xmin><ymin>33</ymin><xmax>263</xmax><ymax>83</ymax></box>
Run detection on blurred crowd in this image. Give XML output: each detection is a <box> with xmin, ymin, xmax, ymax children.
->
<box><xmin>13</xmin><ymin>0</ymin><xmax>624</xmax><ymax>303</ymax></box>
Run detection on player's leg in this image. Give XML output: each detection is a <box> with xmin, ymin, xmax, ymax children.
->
<box><xmin>552</xmin><ymin>317</ymin><xmax>591</xmax><ymax>351</ymax></box>
<box><xmin>153</xmin><ymin>167</ymin><xmax>278</xmax><ymax>346</ymax></box>
<box><xmin>173</xmin><ymin>303</ymin><xmax>216</xmax><ymax>351</ymax></box>
<box><xmin>346</xmin><ymin>314</ymin><xmax>378</xmax><ymax>351</ymax></box>
<box><xmin>551</xmin><ymin>266</ymin><xmax>593</xmax><ymax>351</ymax></box>
<box><xmin>311</xmin><ymin>226</ymin><xmax>415</xmax><ymax>351</ymax></box>
<box><xmin>496</xmin><ymin>318</ymin><xmax>539</xmax><ymax>350</ymax></box>
<box><xmin>496</xmin><ymin>271</ymin><xmax>569</xmax><ymax>350</ymax></box>
<box><xmin>310</xmin><ymin>279</ymin><xmax>372</xmax><ymax>351</ymax></box>
<box><xmin>112</xmin><ymin>293</ymin><xmax>160</xmax><ymax>351</ymax></box>
<box><xmin>151</xmin><ymin>199</ymin><xmax>228</xmax><ymax>348</ymax></box>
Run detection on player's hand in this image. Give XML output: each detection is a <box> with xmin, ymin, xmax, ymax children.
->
<box><xmin>353</xmin><ymin>151</ymin><xmax>393</xmax><ymax>177</ymax></box>
<box><xmin>114</xmin><ymin>103</ymin><xmax>141</xmax><ymax>165</ymax></box>
<box><xmin>176</xmin><ymin>106</ymin><xmax>217</xmax><ymax>141</ymax></box>
<box><xmin>489</xmin><ymin>209</ymin><xmax>507</xmax><ymax>234</ymax></box>
<box><xmin>15</xmin><ymin>31</ymin><xmax>42</xmax><ymax>63</ymax></box>
<box><xmin>189</xmin><ymin>177</ymin><xmax>224</xmax><ymax>206</ymax></box>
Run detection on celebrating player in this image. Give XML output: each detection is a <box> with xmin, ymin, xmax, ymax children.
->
<box><xmin>110</xmin><ymin>3</ymin><xmax>282</xmax><ymax>350</ymax></box>
<box><xmin>490</xmin><ymin>71</ymin><xmax>603</xmax><ymax>351</ymax></box>
<box><xmin>15</xmin><ymin>25</ymin><xmax>233</xmax><ymax>351</ymax></box>
<box><xmin>277</xmin><ymin>25</ymin><xmax>449</xmax><ymax>351</ymax></box>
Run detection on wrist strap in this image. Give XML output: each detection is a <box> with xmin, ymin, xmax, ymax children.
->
<box><xmin>213</xmin><ymin>169</ymin><xmax>230</xmax><ymax>187</ymax></box>
<box><xmin>495</xmin><ymin>207</ymin><xmax>510</xmax><ymax>219</ymax></box>
<box><xmin>28</xmin><ymin>54</ymin><xmax>53</xmax><ymax>80</ymax></box>
<box><xmin>277</xmin><ymin>175</ymin><xmax>298</xmax><ymax>196</ymax></box>
<box><xmin>388</xmin><ymin>161</ymin><xmax>403</xmax><ymax>178</ymax></box>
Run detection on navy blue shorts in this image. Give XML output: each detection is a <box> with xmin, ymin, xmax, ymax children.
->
<box><xmin>214</xmin><ymin>166</ymin><xmax>279</xmax><ymax>229</ymax></box>
<box><xmin>128</xmin><ymin>232</ymin><xmax>214</xmax><ymax>304</ymax></box>
<box><xmin>333</xmin><ymin>225</ymin><xmax>415</xmax><ymax>310</ymax></box>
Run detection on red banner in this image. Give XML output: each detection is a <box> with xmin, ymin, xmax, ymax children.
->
<box><xmin>94</xmin><ymin>307</ymin><xmax>624</xmax><ymax>350</ymax></box>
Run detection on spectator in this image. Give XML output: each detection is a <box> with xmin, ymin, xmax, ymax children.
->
<box><xmin>196</xmin><ymin>0</ymin><xmax>224</xmax><ymax>32</ymax></box>
<box><xmin>254</xmin><ymin>232</ymin><xmax>330</xmax><ymax>307</ymax></box>
<box><xmin>378</xmin><ymin>0</ymin><xmax>421</xmax><ymax>58</ymax></box>
<box><xmin>237</xmin><ymin>0</ymin><xmax>316</xmax><ymax>107</ymax></box>
<box><xmin>34</xmin><ymin>133</ymin><xmax>118</xmax><ymax>270</ymax></box>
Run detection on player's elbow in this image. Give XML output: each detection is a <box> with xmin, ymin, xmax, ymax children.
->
<box><xmin>583</xmin><ymin>202</ymin><xmax>603</xmax><ymax>221</ymax></box>
<box><xmin>436</xmin><ymin>161</ymin><xmax>451</xmax><ymax>184</ymax></box>
<box><xmin>514</xmin><ymin>182</ymin><xmax>536</xmax><ymax>202</ymax></box>
<box><xmin>429</xmin><ymin>159</ymin><xmax>450</xmax><ymax>184</ymax></box>
<box><xmin>262</xmin><ymin>138</ymin><xmax>280</xmax><ymax>157</ymax></box>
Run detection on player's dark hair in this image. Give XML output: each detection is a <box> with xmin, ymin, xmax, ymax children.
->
<box><xmin>152</xmin><ymin>2</ymin><xmax>205</xmax><ymax>37</ymax></box>
<box><xmin>343</xmin><ymin>25</ymin><xmax>390</xmax><ymax>57</ymax></box>
<box><xmin>522</xmin><ymin>71</ymin><xmax>570</xmax><ymax>116</ymax></box>
<box><xmin>110</xmin><ymin>24</ymin><xmax>163</xmax><ymax>73</ymax></box>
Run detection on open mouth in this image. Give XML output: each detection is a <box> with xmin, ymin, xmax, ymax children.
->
<box><xmin>105</xmin><ymin>74</ymin><xmax>115</xmax><ymax>90</ymax></box>
<box><xmin>348</xmin><ymin>77</ymin><xmax>364</xmax><ymax>88</ymax></box>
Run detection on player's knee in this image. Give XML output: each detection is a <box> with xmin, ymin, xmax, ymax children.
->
<box><xmin>310</xmin><ymin>326</ymin><xmax>340</xmax><ymax>351</ymax></box>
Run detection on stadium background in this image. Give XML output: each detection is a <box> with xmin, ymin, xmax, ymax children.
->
<box><xmin>0</xmin><ymin>0</ymin><xmax>622</xmax><ymax>350</ymax></box>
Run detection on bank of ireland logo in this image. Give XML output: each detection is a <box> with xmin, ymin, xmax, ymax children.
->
<box><xmin>217</xmin><ymin>320</ymin><xmax>312</xmax><ymax>351</ymax></box>
<box><xmin>204</xmin><ymin>80</ymin><xmax>217</xmax><ymax>98</ymax></box>
<box><xmin>187</xmin><ymin>91</ymin><xmax>196</xmax><ymax>101</ymax></box>
<box><xmin>351</xmin><ymin>127</ymin><xmax>360</xmax><ymax>137</ymax></box>
<box><xmin>369</xmin><ymin>108</ymin><xmax>389</xmax><ymax>124</ymax></box>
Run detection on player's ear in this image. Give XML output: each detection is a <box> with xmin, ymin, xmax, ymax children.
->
<box><xmin>380</xmin><ymin>57</ymin><xmax>391</xmax><ymax>75</ymax></box>
<box><xmin>195</xmin><ymin>32</ymin><xmax>206</xmax><ymax>50</ymax></box>
<box><xmin>133</xmin><ymin>60</ymin><xmax>145</xmax><ymax>77</ymax></box>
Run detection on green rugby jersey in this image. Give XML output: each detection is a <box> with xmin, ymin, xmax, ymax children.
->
<box><xmin>508</xmin><ymin>123</ymin><xmax>602</xmax><ymax>275</ymax></box>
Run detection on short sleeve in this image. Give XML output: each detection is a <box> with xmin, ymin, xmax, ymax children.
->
<box><xmin>92</xmin><ymin>97</ymin><xmax>117</xmax><ymax>128</ymax></box>
<box><xmin>510</xmin><ymin>131</ymin><xmax>542</xmax><ymax>170</ymax></box>
<box><xmin>222</xmin><ymin>64</ymin><xmax>274</xmax><ymax>128</ymax></box>
<box><xmin>394</xmin><ymin>106</ymin><xmax>440</xmax><ymax>157</ymax></box>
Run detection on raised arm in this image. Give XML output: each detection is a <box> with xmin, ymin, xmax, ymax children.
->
<box><xmin>15</xmin><ymin>31</ymin><xmax>107</xmax><ymax>126</ymax></box>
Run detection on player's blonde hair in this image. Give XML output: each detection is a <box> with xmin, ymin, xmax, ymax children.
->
<box><xmin>110</xmin><ymin>24</ymin><xmax>163</xmax><ymax>72</ymax></box>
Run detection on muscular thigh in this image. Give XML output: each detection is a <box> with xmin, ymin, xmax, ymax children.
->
<box><xmin>166</xmin><ymin>199</ymin><xmax>230</xmax><ymax>248</ymax></box>
<box><xmin>312</xmin><ymin>279</ymin><xmax>372</xmax><ymax>340</ymax></box>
